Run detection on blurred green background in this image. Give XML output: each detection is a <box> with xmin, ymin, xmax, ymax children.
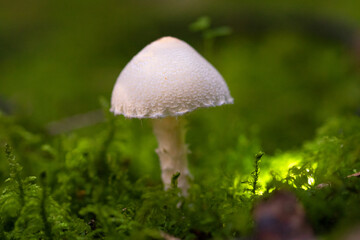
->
<box><xmin>1</xmin><ymin>0</ymin><xmax>360</xmax><ymax>157</ymax></box>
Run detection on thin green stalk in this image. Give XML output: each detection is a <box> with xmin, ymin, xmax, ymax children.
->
<box><xmin>40</xmin><ymin>172</ymin><xmax>53</xmax><ymax>240</ymax></box>
<box><xmin>95</xmin><ymin>125</ymin><xmax>114</xmax><ymax>178</ymax></box>
<box><xmin>251</xmin><ymin>152</ymin><xmax>264</xmax><ymax>196</ymax></box>
<box><xmin>4</xmin><ymin>144</ymin><xmax>25</xmax><ymax>207</ymax></box>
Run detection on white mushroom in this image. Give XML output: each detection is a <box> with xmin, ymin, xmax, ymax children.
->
<box><xmin>111</xmin><ymin>36</ymin><xmax>233</xmax><ymax>195</ymax></box>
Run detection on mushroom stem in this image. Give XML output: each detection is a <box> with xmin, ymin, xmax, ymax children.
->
<box><xmin>152</xmin><ymin>117</ymin><xmax>190</xmax><ymax>196</ymax></box>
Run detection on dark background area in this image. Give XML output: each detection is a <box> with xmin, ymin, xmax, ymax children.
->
<box><xmin>1</xmin><ymin>0</ymin><xmax>360</xmax><ymax>153</ymax></box>
<box><xmin>1</xmin><ymin>0</ymin><xmax>360</xmax><ymax>184</ymax></box>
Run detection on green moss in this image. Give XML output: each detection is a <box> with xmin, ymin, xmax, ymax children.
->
<box><xmin>1</xmin><ymin>112</ymin><xmax>360</xmax><ymax>238</ymax></box>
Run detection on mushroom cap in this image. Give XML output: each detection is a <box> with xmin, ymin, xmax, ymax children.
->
<box><xmin>111</xmin><ymin>36</ymin><xmax>233</xmax><ymax>118</ymax></box>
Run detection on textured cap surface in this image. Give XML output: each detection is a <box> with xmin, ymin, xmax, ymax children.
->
<box><xmin>111</xmin><ymin>36</ymin><xmax>233</xmax><ymax>118</ymax></box>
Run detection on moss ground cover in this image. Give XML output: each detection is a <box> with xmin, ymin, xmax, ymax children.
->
<box><xmin>1</xmin><ymin>109</ymin><xmax>360</xmax><ymax>239</ymax></box>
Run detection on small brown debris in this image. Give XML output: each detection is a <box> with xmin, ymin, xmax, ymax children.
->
<box><xmin>88</xmin><ymin>219</ymin><xmax>96</xmax><ymax>230</ymax></box>
<box><xmin>343</xmin><ymin>225</ymin><xmax>360</xmax><ymax>240</ymax></box>
<box><xmin>253</xmin><ymin>190</ymin><xmax>315</xmax><ymax>240</ymax></box>
<box><xmin>160</xmin><ymin>231</ymin><xmax>181</xmax><ymax>240</ymax></box>
<box><xmin>347</xmin><ymin>172</ymin><xmax>360</xmax><ymax>178</ymax></box>
<box><xmin>315</xmin><ymin>183</ymin><xmax>330</xmax><ymax>189</ymax></box>
<box><xmin>76</xmin><ymin>189</ymin><xmax>86</xmax><ymax>199</ymax></box>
